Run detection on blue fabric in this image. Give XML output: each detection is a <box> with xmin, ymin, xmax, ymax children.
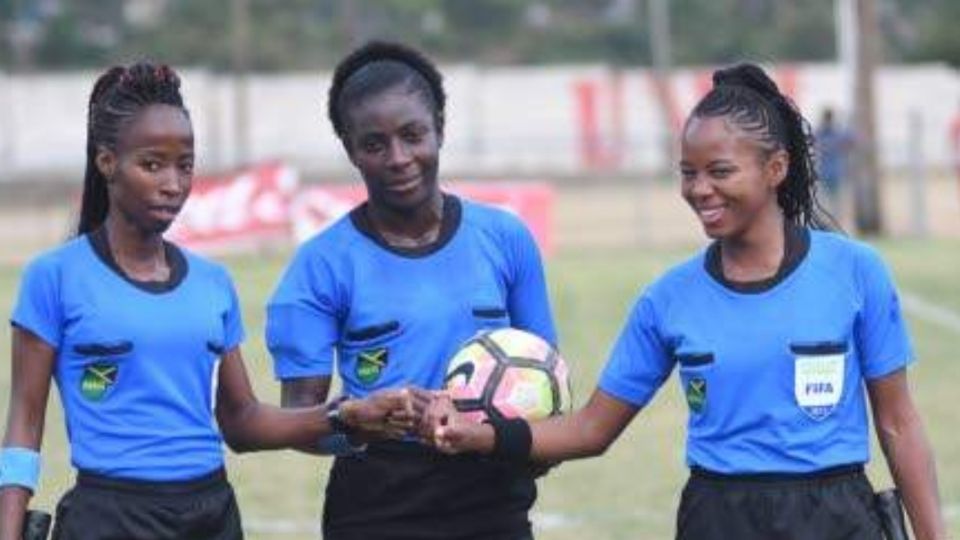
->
<box><xmin>0</xmin><ymin>447</ymin><xmax>41</xmax><ymax>491</ymax></box>
<box><xmin>267</xmin><ymin>195</ymin><xmax>557</xmax><ymax>397</ymax></box>
<box><xmin>599</xmin><ymin>231</ymin><xmax>913</xmax><ymax>474</ymax></box>
<box><xmin>11</xmin><ymin>236</ymin><xmax>244</xmax><ymax>481</ymax></box>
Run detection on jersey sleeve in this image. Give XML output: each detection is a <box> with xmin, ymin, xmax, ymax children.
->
<box><xmin>219</xmin><ymin>269</ymin><xmax>246</xmax><ymax>351</ymax></box>
<box><xmin>501</xmin><ymin>213</ymin><xmax>558</xmax><ymax>347</ymax></box>
<box><xmin>855</xmin><ymin>246</ymin><xmax>914</xmax><ymax>380</ymax></box>
<box><xmin>10</xmin><ymin>254</ymin><xmax>63</xmax><ymax>349</ymax></box>
<box><xmin>598</xmin><ymin>293</ymin><xmax>674</xmax><ymax>407</ymax></box>
<box><xmin>266</xmin><ymin>246</ymin><xmax>341</xmax><ymax>380</ymax></box>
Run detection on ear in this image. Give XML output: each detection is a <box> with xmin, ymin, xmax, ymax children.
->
<box><xmin>765</xmin><ymin>149</ymin><xmax>789</xmax><ymax>189</ymax></box>
<box><xmin>95</xmin><ymin>146</ymin><xmax>117</xmax><ymax>182</ymax></box>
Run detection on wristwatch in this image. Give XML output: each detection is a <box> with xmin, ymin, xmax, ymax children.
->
<box><xmin>326</xmin><ymin>395</ymin><xmax>355</xmax><ymax>435</ymax></box>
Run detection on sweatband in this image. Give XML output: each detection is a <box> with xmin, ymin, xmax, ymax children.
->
<box><xmin>316</xmin><ymin>434</ymin><xmax>367</xmax><ymax>457</ymax></box>
<box><xmin>0</xmin><ymin>447</ymin><xmax>41</xmax><ymax>492</ymax></box>
<box><xmin>489</xmin><ymin>417</ymin><xmax>532</xmax><ymax>462</ymax></box>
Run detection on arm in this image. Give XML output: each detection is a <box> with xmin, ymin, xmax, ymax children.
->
<box><xmin>0</xmin><ymin>328</ymin><xmax>55</xmax><ymax>540</ymax></box>
<box><xmin>279</xmin><ymin>375</ymin><xmax>337</xmax><ymax>455</ymax></box>
<box><xmin>429</xmin><ymin>388</ymin><xmax>639</xmax><ymax>463</ymax></box>
<box><xmin>866</xmin><ymin>369</ymin><xmax>946</xmax><ymax>540</ymax></box>
<box><xmin>215</xmin><ymin>350</ymin><xmax>421</xmax><ymax>453</ymax></box>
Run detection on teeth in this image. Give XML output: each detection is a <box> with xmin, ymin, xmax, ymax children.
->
<box><xmin>699</xmin><ymin>207</ymin><xmax>723</xmax><ymax>222</ymax></box>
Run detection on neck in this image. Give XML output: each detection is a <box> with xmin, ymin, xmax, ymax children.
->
<box><xmin>103</xmin><ymin>214</ymin><xmax>169</xmax><ymax>281</ymax></box>
<box><xmin>367</xmin><ymin>191</ymin><xmax>444</xmax><ymax>248</ymax></box>
<box><xmin>719</xmin><ymin>207</ymin><xmax>786</xmax><ymax>283</ymax></box>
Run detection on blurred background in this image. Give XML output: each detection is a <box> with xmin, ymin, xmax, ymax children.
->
<box><xmin>1</xmin><ymin>1</ymin><xmax>959</xmax><ymax>539</ymax></box>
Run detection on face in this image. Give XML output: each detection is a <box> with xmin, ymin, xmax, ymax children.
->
<box><xmin>343</xmin><ymin>86</ymin><xmax>442</xmax><ymax>213</ymax></box>
<box><xmin>97</xmin><ymin>104</ymin><xmax>194</xmax><ymax>235</ymax></box>
<box><xmin>679</xmin><ymin>115</ymin><xmax>787</xmax><ymax>240</ymax></box>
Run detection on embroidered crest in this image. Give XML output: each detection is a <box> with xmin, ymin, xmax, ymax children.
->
<box><xmin>356</xmin><ymin>348</ymin><xmax>389</xmax><ymax>385</ymax></box>
<box><xmin>80</xmin><ymin>362</ymin><xmax>119</xmax><ymax>401</ymax></box>
<box><xmin>685</xmin><ymin>376</ymin><xmax>707</xmax><ymax>413</ymax></box>
<box><xmin>794</xmin><ymin>352</ymin><xmax>845</xmax><ymax>421</ymax></box>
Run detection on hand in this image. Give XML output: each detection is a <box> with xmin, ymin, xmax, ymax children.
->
<box><xmin>420</xmin><ymin>392</ymin><xmax>494</xmax><ymax>455</ymax></box>
<box><xmin>340</xmin><ymin>387</ymin><xmax>430</xmax><ymax>439</ymax></box>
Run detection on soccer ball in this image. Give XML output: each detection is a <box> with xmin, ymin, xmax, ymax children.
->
<box><xmin>444</xmin><ymin>328</ymin><xmax>572</xmax><ymax>423</ymax></box>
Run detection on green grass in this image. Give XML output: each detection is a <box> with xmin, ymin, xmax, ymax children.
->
<box><xmin>2</xmin><ymin>239</ymin><xmax>959</xmax><ymax>539</ymax></box>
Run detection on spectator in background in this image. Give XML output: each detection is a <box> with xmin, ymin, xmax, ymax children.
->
<box><xmin>814</xmin><ymin>108</ymin><xmax>855</xmax><ymax>214</ymax></box>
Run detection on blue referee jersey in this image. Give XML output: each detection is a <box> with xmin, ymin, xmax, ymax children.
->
<box><xmin>600</xmin><ymin>229</ymin><xmax>913</xmax><ymax>473</ymax></box>
<box><xmin>11</xmin><ymin>232</ymin><xmax>244</xmax><ymax>481</ymax></box>
<box><xmin>267</xmin><ymin>194</ymin><xmax>557</xmax><ymax>396</ymax></box>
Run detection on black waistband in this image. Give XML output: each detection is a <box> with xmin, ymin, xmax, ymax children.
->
<box><xmin>76</xmin><ymin>467</ymin><xmax>228</xmax><ymax>495</ymax></box>
<box><xmin>690</xmin><ymin>463</ymin><xmax>864</xmax><ymax>483</ymax></box>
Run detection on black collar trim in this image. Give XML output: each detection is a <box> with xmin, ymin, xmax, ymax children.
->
<box><xmin>349</xmin><ymin>194</ymin><xmax>461</xmax><ymax>258</ymax></box>
<box><xmin>87</xmin><ymin>227</ymin><xmax>188</xmax><ymax>294</ymax></box>
<box><xmin>705</xmin><ymin>223</ymin><xmax>810</xmax><ymax>294</ymax></box>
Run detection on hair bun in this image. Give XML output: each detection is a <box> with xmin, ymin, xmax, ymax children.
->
<box><xmin>713</xmin><ymin>63</ymin><xmax>780</xmax><ymax>99</ymax></box>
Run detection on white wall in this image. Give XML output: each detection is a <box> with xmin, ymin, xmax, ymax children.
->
<box><xmin>0</xmin><ymin>62</ymin><xmax>957</xmax><ymax>181</ymax></box>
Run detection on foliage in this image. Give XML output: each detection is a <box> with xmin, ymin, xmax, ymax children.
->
<box><xmin>1</xmin><ymin>0</ymin><xmax>958</xmax><ymax>70</ymax></box>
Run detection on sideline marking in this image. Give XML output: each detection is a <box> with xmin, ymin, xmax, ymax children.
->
<box><xmin>900</xmin><ymin>291</ymin><xmax>960</xmax><ymax>334</ymax></box>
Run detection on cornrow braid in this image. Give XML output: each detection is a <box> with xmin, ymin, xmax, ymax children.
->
<box><xmin>690</xmin><ymin>63</ymin><xmax>837</xmax><ymax>231</ymax></box>
<box><xmin>78</xmin><ymin>62</ymin><xmax>188</xmax><ymax>235</ymax></box>
<box><xmin>327</xmin><ymin>40</ymin><xmax>445</xmax><ymax>144</ymax></box>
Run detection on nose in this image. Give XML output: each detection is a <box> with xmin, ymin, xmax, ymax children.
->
<box><xmin>385</xmin><ymin>139</ymin><xmax>413</xmax><ymax>169</ymax></box>
<box><xmin>158</xmin><ymin>167</ymin><xmax>187</xmax><ymax>198</ymax></box>
<box><xmin>684</xmin><ymin>173</ymin><xmax>713</xmax><ymax>200</ymax></box>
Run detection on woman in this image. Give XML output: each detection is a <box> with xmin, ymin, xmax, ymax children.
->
<box><xmin>0</xmin><ymin>62</ymin><xmax>420</xmax><ymax>540</ymax></box>
<box><xmin>266</xmin><ymin>41</ymin><xmax>557</xmax><ymax>540</ymax></box>
<box><xmin>427</xmin><ymin>64</ymin><xmax>946</xmax><ymax>540</ymax></box>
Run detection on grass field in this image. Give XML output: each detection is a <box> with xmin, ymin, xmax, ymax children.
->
<box><xmin>1</xmin><ymin>239</ymin><xmax>958</xmax><ymax>539</ymax></box>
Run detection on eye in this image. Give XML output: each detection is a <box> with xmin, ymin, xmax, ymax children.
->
<box><xmin>179</xmin><ymin>160</ymin><xmax>194</xmax><ymax>175</ymax></box>
<box><xmin>141</xmin><ymin>159</ymin><xmax>162</xmax><ymax>172</ymax></box>
<box><xmin>401</xmin><ymin>128</ymin><xmax>425</xmax><ymax>144</ymax></box>
<box><xmin>359</xmin><ymin>139</ymin><xmax>385</xmax><ymax>154</ymax></box>
<box><xmin>679</xmin><ymin>168</ymin><xmax>696</xmax><ymax>181</ymax></box>
<box><xmin>708</xmin><ymin>167</ymin><xmax>734</xmax><ymax>180</ymax></box>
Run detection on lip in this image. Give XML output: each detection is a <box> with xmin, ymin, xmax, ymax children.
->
<box><xmin>695</xmin><ymin>205</ymin><xmax>725</xmax><ymax>226</ymax></box>
<box><xmin>385</xmin><ymin>176</ymin><xmax>421</xmax><ymax>194</ymax></box>
<box><xmin>149</xmin><ymin>205</ymin><xmax>182</xmax><ymax>220</ymax></box>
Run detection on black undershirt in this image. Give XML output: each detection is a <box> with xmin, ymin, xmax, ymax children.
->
<box><xmin>350</xmin><ymin>194</ymin><xmax>462</xmax><ymax>258</ymax></box>
<box><xmin>88</xmin><ymin>227</ymin><xmax>187</xmax><ymax>293</ymax></box>
<box><xmin>705</xmin><ymin>223</ymin><xmax>810</xmax><ymax>293</ymax></box>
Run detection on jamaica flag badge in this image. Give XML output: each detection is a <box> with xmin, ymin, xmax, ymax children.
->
<box><xmin>356</xmin><ymin>348</ymin><xmax>388</xmax><ymax>385</ymax></box>
<box><xmin>685</xmin><ymin>376</ymin><xmax>707</xmax><ymax>413</ymax></box>
<box><xmin>80</xmin><ymin>362</ymin><xmax>119</xmax><ymax>401</ymax></box>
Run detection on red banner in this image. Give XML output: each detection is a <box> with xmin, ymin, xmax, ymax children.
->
<box><xmin>170</xmin><ymin>163</ymin><xmax>554</xmax><ymax>256</ymax></box>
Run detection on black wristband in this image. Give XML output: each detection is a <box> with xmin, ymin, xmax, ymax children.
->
<box><xmin>489</xmin><ymin>417</ymin><xmax>532</xmax><ymax>461</ymax></box>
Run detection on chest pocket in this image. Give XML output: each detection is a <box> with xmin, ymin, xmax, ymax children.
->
<box><xmin>791</xmin><ymin>341</ymin><xmax>848</xmax><ymax>421</ymax></box>
<box><xmin>73</xmin><ymin>341</ymin><xmax>133</xmax><ymax>402</ymax></box>
<box><xmin>342</xmin><ymin>321</ymin><xmax>402</xmax><ymax>387</ymax></box>
<box><xmin>472</xmin><ymin>306</ymin><xmax>509</xmax><ymax>333</ymax></box>
<box><xmin>676</xmin><ymin>352</ymin><xmax>714</xmax><ymax>416</ymax></box>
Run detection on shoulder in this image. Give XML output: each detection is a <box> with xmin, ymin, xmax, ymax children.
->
<box><xmin>459</xmin><ymin>197</ymin><xmax>533</xmax><ymax>241</ymax></box>
<box><xmin>809</xmin><ymin>230</ymin><xmax>884</xmax><ymax>268</ymax></box>
<box><xmin>648</xmin><ymin>250</ymin><xmax>707</xmax><ymax>298</ymax></box>
<box><xmin>175</xmin><ymin>245</ymin><xmax>236</xmax><ymax>287</ymax></box>
<box><xmin>21</xmin><ymin>236</ymin><xmax>90</xmax><ymax>277</ymax></box>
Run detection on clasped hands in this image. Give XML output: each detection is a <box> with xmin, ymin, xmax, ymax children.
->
<box><xmin>335</xmin><ymin>388</ymin><xmax>486</xmax><ymax>453</ymax></box>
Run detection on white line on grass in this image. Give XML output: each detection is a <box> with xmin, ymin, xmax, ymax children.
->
<box><xmin>900</xmin><ymin>291</ymin><xmax>960</xmax><ymax>334</ymax></box>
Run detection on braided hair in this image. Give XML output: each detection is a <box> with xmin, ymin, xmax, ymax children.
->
<box><xmin>327</xmin><ymin>41</ymin><xmax>445</xmax><ymax>147</ymax></box>
<box><xmin>688</xmin><ymin>63</ymin><xmax>837</xmax><ymax>230</ymax></box>
<box><xmin>78</xmin><ymin>62</ymin><xmax>187</xmax><ymax>235</ymax></box>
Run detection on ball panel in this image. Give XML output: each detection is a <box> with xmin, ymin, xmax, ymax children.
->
<box><xmin>444</xmin><ymin>328</ymin><xmax>572</xmax><ymax>424</ymax></box>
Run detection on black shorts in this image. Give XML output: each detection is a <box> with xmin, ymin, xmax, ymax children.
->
<box><xmin>52</xmin><ymin>468</ymin><xmax>243</xmax><ymax>540</ymax></box>
<box><xmin>323</xmin><ymin>441</ymin><xmax>536</xmax><ymax>540</ymax></box>
<box><xmin>676</xmin><ymin>464</ymin><xmax>884</xmax><ymax>540</ymax></box>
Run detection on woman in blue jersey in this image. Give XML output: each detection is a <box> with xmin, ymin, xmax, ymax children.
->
<box><xmin>0</xmin><ymin>62</ymin><xmax>421</xmax><ymax>540</ymax></box>
<box><xmin>266</xmin><ymin>41</ymin><xmax>556</xmax><ymax>540</ymax></box>
<box><xmin>427</xmin><ymin>64</ymin><xmax>946</xmax><ymax>539</ymax></box>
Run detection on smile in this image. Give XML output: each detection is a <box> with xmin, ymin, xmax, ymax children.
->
<box><xmin>696</xmin><ymin>206</ymin><xmax>725</xmax><ymax>225</ymax></box>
